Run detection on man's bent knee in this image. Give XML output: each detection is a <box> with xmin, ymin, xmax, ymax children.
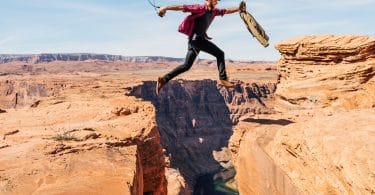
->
<box><xmin>216</xmin><ymin>50</ymin><xmax>225</xmax><ymax>60</ymax></box>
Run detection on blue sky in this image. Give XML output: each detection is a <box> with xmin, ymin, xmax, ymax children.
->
<box><xmin>0</xmin><ymin>0</ymin><xmax>374</xmax><ymax>60</ymax></box>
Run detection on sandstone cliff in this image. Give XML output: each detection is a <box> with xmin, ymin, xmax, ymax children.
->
<box><xmin>0</xmin><ymin>75</ymin><xmax>167</xmax><ymax>194</ymax></box>
<box><xmin>231</xmin><ymin>35</ymin><xmax>375</xmax><ymax>195</ymax></box>
<box><xmin>275</xmin><ymin>35</ymin><xmax>375</xmax><ymax>109</ymax></box>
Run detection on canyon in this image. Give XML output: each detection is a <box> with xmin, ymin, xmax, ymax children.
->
<box><xmin>0</xmin><ymin>55</ymin><xmax>276</xmax><ymax>194</ymax></box>
<box><xmin>0</xmin><ymin>34</ymin><xmax>374</xmax><ymax>194</ymax></box>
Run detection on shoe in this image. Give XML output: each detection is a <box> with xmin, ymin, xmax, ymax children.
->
<box><xmin>219</xmin><ymin>79</ymin><xmax>235</xmax><ymax>88</ymax></box>
<box><xmin>156</xmin><ymin>77</ymin><xmax>167</xmax><ymax>95</ymax></box>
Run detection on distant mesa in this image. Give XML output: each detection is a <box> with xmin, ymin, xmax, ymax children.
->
<box><xmin>0</xmin><ymin>53</ymin><xmax>184</xmax><ymax>64</ymax></box>
<box><xmin>0</xmin><ymin>53</ymin><xmax>274</xmax><ymax>65</ymax></box>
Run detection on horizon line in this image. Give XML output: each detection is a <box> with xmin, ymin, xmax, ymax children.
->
<box><xmin>0</xmin><ymin>53</ymin><xmax>278</xmax><ymax>62</ymax></box>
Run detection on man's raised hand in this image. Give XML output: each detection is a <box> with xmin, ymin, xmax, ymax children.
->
<box><xmin>158</xmin><ymin>7</ymin><xmax>166</xmax><ymax>17</ymax></box>
<box><xmin>239</xmin><ymin>1</ymin><xmax>246</xmax><ymax>12</ymax></box>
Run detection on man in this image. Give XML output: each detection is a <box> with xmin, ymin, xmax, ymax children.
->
<box><xmin>156</xmin><ymin>0</ymin><xmax>246</xmax><ymax>95</ymax></box>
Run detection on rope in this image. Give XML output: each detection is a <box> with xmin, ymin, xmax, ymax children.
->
<box><xmin>147</xmin><ymin>0</ymin><xmax>160</xmax><ymax>12</ymax></box>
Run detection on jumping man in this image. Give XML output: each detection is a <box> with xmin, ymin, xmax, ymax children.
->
<box><xmin>156</xmin><ymin>0</ymin><xmax>246</xmax><ymax>95</ymax></box>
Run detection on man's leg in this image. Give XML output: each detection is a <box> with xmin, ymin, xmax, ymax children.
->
<box><xmin>194</xmin><ymin>39</ymin><xmax>234</xmax><ymax>87</ymax></box>
<box><xmin>157</xmin><ymin>44</ymin><xmax>199</xmax><ymax>95</ymax></box>
<box><xmin>163</xmin><ymin>47</ymin><xmax>198</xmax><ymax>82</ymax></box>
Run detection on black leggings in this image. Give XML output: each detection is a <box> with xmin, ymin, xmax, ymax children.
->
<box><xmin>163</xmin><ymin>36</ymin><xmax>227</xmax><ymax>82</ymax></box>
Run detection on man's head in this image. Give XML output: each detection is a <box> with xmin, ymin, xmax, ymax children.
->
<box><xmin>205</xmin><ymin>0</ymin><xmax>218</xmax><ymax>10</ymax></box>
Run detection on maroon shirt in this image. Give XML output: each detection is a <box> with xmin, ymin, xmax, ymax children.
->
<box><xmin>178</xmin><ymin>4</ymin><xmax>227</xmax><ymax>38</ymax></box>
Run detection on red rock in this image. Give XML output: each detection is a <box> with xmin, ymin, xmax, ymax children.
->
<box><xmin>230</xmin><ymin>35</ymin><xmax>375</xmax><ymax>195</ymax></box>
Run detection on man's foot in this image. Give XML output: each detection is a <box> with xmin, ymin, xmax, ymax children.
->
<box><xmin>156</xmin><ymin>77</ymin><xmax>167</xmax><ymax>95</ymax></box>
<box><xmin>218</xmin><ymin>79</ymin><xmax>235</xmax><ymax>88</ymax></box>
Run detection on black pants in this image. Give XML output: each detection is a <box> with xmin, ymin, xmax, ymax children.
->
<box><xmin>163</xmin><ymin>36</ymin><xmax>227</xmax><ymax>82</ymax></box>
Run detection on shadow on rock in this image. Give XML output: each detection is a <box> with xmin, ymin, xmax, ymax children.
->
<box><xmin>242</xmin><ymin>118</ymin><xmax>294</xmax><ymax>126</ymax></box>
<box><xmin>128</xmin><ymin>79</ymin><xmax>234</xmax><ymax>190</ymax></box>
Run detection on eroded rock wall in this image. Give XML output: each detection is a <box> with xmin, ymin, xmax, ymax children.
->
<box><xmin>231</xmin><ymin>35</ymin><xmax>375</xmax><ymax>195</ymax></box>
<box><xmin>0</xmin><ymin>79</ymin><xmax>167</xmax><ymax>194</ymax></box>
<box><xmin>275</xmin><ymin>35</ymin><xmax>375</xmax><ymax>109</ymax></box>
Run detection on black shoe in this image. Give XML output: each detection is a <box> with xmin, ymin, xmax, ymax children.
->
<box><xmin>156</xmin><ymin>77</ymin><xmax>167</xmax><ymax>95</ymax></box>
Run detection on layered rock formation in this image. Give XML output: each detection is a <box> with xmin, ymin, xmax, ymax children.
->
<box><xmin>276</xmin><ymin>35</ymin><xmax>375</xmax><ymax>65</ymax></box>
<box><xmin>275</xmin><ymin>35</ymin><xmax>375</xmax><ymax>109</ymax></box>
<box><xmin>231</xmin><ymin>35</ymin><xmax>375</xmax><ymax>195</ymax></box>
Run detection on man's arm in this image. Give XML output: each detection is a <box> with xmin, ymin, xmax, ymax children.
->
<box><xmin>158</xmin><ymin>6</ymin><xmax>184</xmax><ymax>17</ymax></box>
<box><xmin>225</xmin><ymin>7</ymin><xmax>240</xmax><ymax>14</ymax></box>
<box><xmin>225</xmin><ymin>1</ymin><xmax>246</xmax><ymax>15</ymax></box>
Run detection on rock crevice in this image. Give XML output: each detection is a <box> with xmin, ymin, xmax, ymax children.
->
<box><xmin>128</xmin><ymin>79</ymin><xmax>276</xmax><ymax>191</ymax></box>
